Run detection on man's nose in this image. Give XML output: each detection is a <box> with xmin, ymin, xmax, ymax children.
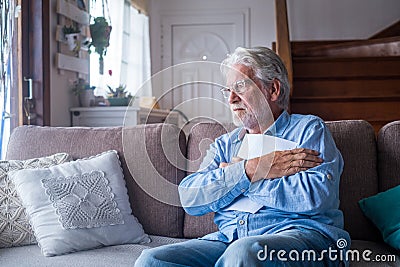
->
<box><xmin>228</xmin><ymin>90</ymin><xmax>240</xmax><ymax>104</ymax></box>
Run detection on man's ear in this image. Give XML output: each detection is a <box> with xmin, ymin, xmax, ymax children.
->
<box><xmin>269</xmin><ymin>79</ymin><xmax>281</xmax><ymax>102</ymax></box>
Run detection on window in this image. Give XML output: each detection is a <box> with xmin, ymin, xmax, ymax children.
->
<box><xmin>89</xmin><ymin>0</ymin><xmax>151</xmax><ymax>98</ymax></box>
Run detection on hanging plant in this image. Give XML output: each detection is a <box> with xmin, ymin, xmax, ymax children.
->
<box><xmin>89</xmin><ymin>16</ymin><xmax>112</xmax><ymax>75</ymax></box>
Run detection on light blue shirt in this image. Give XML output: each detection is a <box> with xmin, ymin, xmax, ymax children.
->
<box><xmin>179</xmin><ymin>111</ymin><xmax>350</xmax><ymax>245</ymax></box>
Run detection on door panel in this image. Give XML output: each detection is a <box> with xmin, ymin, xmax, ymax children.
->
<box><xmin>21</xmin><ymin>0</ymin><xmax>50</xmax><ymax>126</ymax></box>
<box><xmin>173</xmin><ymin>24</ymin><xmax>233</xmax><ymax>64</ymax></box>
<box><xmin>161</xmin><ymin>10</ymin><xmax>249</xmax><ymax>123</ymax></box>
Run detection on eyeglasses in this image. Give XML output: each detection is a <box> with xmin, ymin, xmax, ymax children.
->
<box><xmin>220</xmin><ymin>79</ymin><xmax>252</xmax><ymax>98</ymax></box>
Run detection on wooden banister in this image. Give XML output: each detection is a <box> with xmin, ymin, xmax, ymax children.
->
<box><xmin>292</xmin><ymin>36</ymin><xmax>400</xmax><ymax>58</ymax></box>
<box><xmin>370</xmin><ymin>19</ymin><xmax>400</xmax><ymax>39</ymax></box>
<box><xmin>275</xmin><ymin>0</ymin><xmax>293</xmax><ymax>96</ymax></box>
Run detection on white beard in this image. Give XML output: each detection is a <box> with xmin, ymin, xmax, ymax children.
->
<box><xmin>232</xmin><ymin>112</ymin><xmax>243</xmax><ymax>127</ymax></box>
<box><xmin>231</xmin><ymin>110</ymin><xmax>260</xmax><ymax>129</ymax></box>
<box><xmin>230</xmin><ymin>86</ymin><xmax>274</xmax><ymax>131</ymax></box>
<box><xmin>231</xmin><ymin>105</ymin><xmax>272</xmax><ymax>132</ymax></box>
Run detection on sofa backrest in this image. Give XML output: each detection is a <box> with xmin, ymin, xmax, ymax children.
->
<box><xmin>378</xmin><ymin>121</ymin><xmax>400</xmax><ymax>192</ymax></box>
<box><xmin>184</xmin><ymin>122</ymin><xmax>235</xmax><ymax>238</ymax></box>
<box><xmin>326</xmin><ymin>120</ymin><xmax>381</xmax><ymax>241</ymax></box>
<box><xmin>7</xmin><ymin>120</ymin><xmax>390</xmax><ymax>241</ymax></box>
<box><xmin>183</xmin><ymin>120</ymin><xmax>382</xmax><ymax>241</ymax></box>
<box><xmin>6</xmin><ymin>124</ymin><xmax>187</xmax><ymax>238</ymax></box>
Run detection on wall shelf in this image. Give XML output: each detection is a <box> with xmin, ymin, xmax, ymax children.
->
<box><xmin>56</xmin><ymin>0</ymin><xmax>90</xmax><ymax>25</ymax></box>
<box><xmin>55</xmin><ymin>0</ymin><xmax>90</xmax><ymax>77</ymax></box>
<box><xmin>70</xmin><ymin>107</ymin><xmax>180</xmax><ymax>127</ymax></box>
<box><xmin>56</xmin><ymin>53</ymin><xmax>89</xmax><ymax>74</ymax></box>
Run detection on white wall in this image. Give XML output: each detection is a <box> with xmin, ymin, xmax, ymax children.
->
<box><xmin>287</xmin><ymin>0</ymin><xmax>400</xmax><ymax>40</ymax></box>
<box><xmin>49</xmin><ymin>0</ymin><xmax>83</xmax><ymax>126</ymax></box>
<box><xmin>149</xmin><ymin>0</ymin><xmax>400</xmax><ymax>74</ymax></box>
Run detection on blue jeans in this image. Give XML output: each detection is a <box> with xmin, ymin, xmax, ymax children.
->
<box><xmin>134</xmin><ymin>228</ymin><xmax>342</xmax><ymax>267</ymax></box>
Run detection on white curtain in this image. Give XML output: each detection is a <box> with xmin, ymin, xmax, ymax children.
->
<box><xmin>125</xmin><ymin>7</ymin><xmax>152</xmax><ymax>97</ymax></box>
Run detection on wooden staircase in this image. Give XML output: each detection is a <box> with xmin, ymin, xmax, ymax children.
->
<box><xmin>284</xmin><ymin>21</ymin><xmax>400</xmax><ymax>133</ymax></box>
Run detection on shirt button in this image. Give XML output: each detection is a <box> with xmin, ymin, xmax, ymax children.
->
<box><xmin>241</xmin><ymin>189</ymin><xmax>245</xmax><ymax>193</ymax></box>
<box><xmin>238</xmin><ymin>220</ymin><xmax>245</xmax><ymax>225</ymax></box>
<box><xmin>327</xmin><ymin>174</ymin><xmax>332</xmax><ymax>180</ymax></box>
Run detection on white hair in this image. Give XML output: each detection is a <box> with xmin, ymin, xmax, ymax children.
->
<box><xmin>221</xmin><ymin>47</ymin><xmax>290</xmax><ymax>110</ymax></box>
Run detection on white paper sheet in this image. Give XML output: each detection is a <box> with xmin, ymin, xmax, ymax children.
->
<box><xmin>224</xmin><ymin>135</ymin><xmax>297</xmax><ymax>213</ymax></box>
<box><xmin>224</xmin><ymin>195</ymin><xmax>263</xmax><ymax>214</ymax></box>
<box><xmin>237</xmin><ymin>134</ymin><xmax>297</xmax><ymax>160</ymax></box>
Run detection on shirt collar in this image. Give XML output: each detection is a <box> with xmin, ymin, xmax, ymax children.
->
<box><xmin>233</xmin><ymin>110</ymin><xmax>291</xmax><ymax>143</ymax></box>
<box><xmin>232</xmin><ymin>128</ymin><xmax>246</xmax><ymax>144</ymax></box>
<box><xmin>264</xmin><ymin>110</ymin><xmax>291</xmax><ymax>137</ymax></box>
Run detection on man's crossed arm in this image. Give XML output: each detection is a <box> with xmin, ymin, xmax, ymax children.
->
<box><xmin>219</xmin><ymin>148</ymin><xmax>323</xmax><ymax>182</ymax></box>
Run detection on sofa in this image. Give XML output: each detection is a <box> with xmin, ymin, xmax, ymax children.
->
<box><xmin>0</xmin><ymin>120</ymin><xmax>399</xmax><ymax>266</ymax></box>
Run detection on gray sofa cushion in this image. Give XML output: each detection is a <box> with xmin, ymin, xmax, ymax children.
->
<box><xmin>184</xmin><ymin>122</ymin><xmax>235</xmax><ymax>238</ymax></box>
<box><xmin>0</xmin><ymin>235</ymin><xmax>187</xmax><ymax>267</ymax></box>
<box><xmin>326</xmin><ymin>120</ymin><xmax>381</xmax><ymax>242</ymax></box>
<box><xmin>377</xmin><ymin>121</ymin><xmax>400</xmax><ymax>192</ymax></box>
<box><xmin>121</xmin><ymin>124</ymin><xmax>187</xmax><ymax>237</ymax></box>
<box><xmin>6</xmin><ymin>125</ymin><xmax>186</xmax><ymax>238</ymax></box>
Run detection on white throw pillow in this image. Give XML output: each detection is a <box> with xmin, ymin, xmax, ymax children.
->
<box><xmin>0</xmin><ymin>153</ymin><xmax>71</xmax><ymax>248</ymax></box>
<box><xmin>10</xmin><ymin>150</ymin><xmax>150</xmax><ymax>256</ymax></box>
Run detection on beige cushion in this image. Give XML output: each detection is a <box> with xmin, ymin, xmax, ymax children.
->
<box><xmin>10</xmin><ymin>150</ymin><xmax>150</xmax><ymax>256</ymax></box>
<box><xmin>0</xmin><ymin>153</ymin><xmax>71</xmax><ymax>248</ymax></box>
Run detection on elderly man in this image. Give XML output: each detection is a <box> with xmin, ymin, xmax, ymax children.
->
<box><xmin>135</xmin><ymin>47</ymin><xmax>350</xmax><ymax>266</ymax></box>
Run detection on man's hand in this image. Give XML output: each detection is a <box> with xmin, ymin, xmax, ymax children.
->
<box><xmin>245</xmin><ymin>148</ymin><xmax>323</xmax><ymax>182</ymax></box>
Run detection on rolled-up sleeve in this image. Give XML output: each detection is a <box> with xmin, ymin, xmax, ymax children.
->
<box><xmin>179</xmin><ymin>138</ymin><xmax>251</xmax><ymax>216</ymax></box>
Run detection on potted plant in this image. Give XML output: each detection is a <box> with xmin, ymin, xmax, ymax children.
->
<box><xmin>89</xmin><ymin>17</ymin><xmax>112</xmax><ymax>75</ymax></box>
<box><xmin>62</xmin><ymin>25</ymin><xmax>81</xmax><ymax>54</ymax></box>
<box><xmin>72</xmin><ymin>78</ymin><xmax>96</xmax><ymax>107</ymax></box>
<box><xmin>106</xmin><ymin>84</ymin><xmax>133</xmax><ymax>106</ymax></box>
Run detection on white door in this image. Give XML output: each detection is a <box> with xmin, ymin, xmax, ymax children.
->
<box><xmin>161</xmin><ymin>10</ymin><xmax>249</xmax><ymax>123</ymax></box>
